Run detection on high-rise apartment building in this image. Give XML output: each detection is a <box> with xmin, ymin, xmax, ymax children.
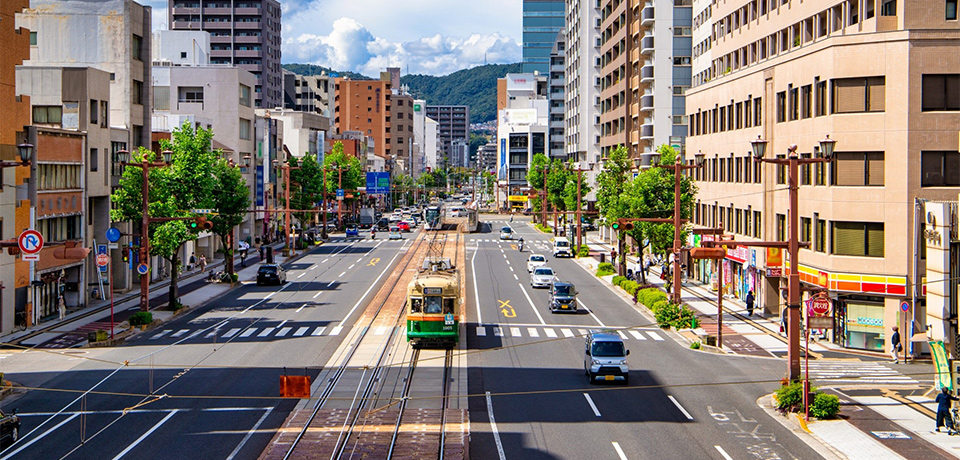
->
<box><xmin>564</xmin><ymin>0</ymin><xmax>602</xmax><ymax>201</ymax></box>
<box><xmin>522</xmin><ymin>0</ymin><xmax>566</xmax><ymax>74</ymax></box>
<box><xmin>548</xmin><ymin>31</ymin><xmax>566</xmax><ymax>160</ymax></box>
<box><xmin>685</xmin><ymin>0</ymin><xmax>960</xmax><ymax>352</ymax></box>
<box><xmin>169</xmin><ymin>0</ymin><xmax>282</xmax><ymax>109</ymax></box>
<box><xmin>425</xmin><ymin>105</ymin><xmax>470</xmax><ymax>168</ymax></box>
<box><xmin>496</xmin><ymin>73</ymin><xmax>549</xmax><ymax>209</ymax></box>
<box><xmin>282</xmin><ymin>70</ymin><xmax>335</xmax><ymax>117</ymax></box>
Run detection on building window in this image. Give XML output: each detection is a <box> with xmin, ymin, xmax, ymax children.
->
<box><xmin>32</xmin><ymin>106</ymin><xmax>62</xmax><ymax>124</ymax></box>
<box><xmin>831</xmin><ymin>152</ymin><xmax>884</xmax><ymax>186</ymax></box>
<box><xmin>776</xmin><ymin>154</ymin><xmax>786</xmax><ymax>184</ymax></box>
<box><xmin>754</xmin><ymin>210</ymin><xmax>762</xmax><ymax>238</ymax></box>
<box><xmin>921</xmin><ymin>151</ymin><xmax>960</xmax><ymax>186</ymax></box>
<box><xmin>776</xmin><ymin>214</ymin><xmax>786</xmax><ymax>241</ymax></box>
<box><xmin>132</xmin><ymin>80</ymin><xmax>143</xmax><ymax>105</ymax></box>
<box><xmin>89</xmin><ymin>99</ymin><xmax>98</xmax><ymax>125</ymax></box>
<box><xmin>801</xmin><ymin>217</ymin><xmax>812</xmax><ymax>244</ymax></box>
<box><xmin>30</xmin><ymin>31</ymin><xmax>37</xmax><ymax>46</ymax></box>
<box><xmin>239</xmin><ymin>118</ymin><xmax>251</xmax><ymax>140</ymax></box>
<box><xmin>239</xmin><ymin>84</ymin><xmax>252</xmax><ymax>107</ymax></box>
<box><xmin>921</xmin><ymin>74</ymin><xmax>960</xmax><ymax>111</ymax></box>
<box><xmin>815</xmin><ymin>217</ymin><xmax>826</xmax><ymax>252</ymax></box>
<box><xmin>178</xmin><ymin>86</ymin><xmax>203</xmax><ymax>103</ymax></box>
<box><xmin>832</xmin><ymin>221</ymin><xmax>884</xmax><ymax>257</ymax></box>
<box><xmin>788</xmin><ymin>86</ymin><xmax>798</xmax><ymax>120</ymax></box>
<box><xmin>101</xmin><ymin>101</ymin><xmax>108</xmax><ymax>127</ymax></box>
<box><xmin>754</xmin><ymin>97</ymin><xmax>762</xmax><ymax>126</ymax></box>
<box><xmin>949</xmin><ymin>0</ymin><xmax>959</xmax><ymax>20</ymax></box>
<box><xmin>815</xmin><ymin>80</ymin><xmax>827</xmax><ymax>116</ymax></box>
<box><xmin>832</xmin><ymin>77</ymin><xmax>885</xmax><ymax>113</ymax></box>
<box><xmin>90</xmin><ymin>148</ymin><xmax>98</xmax><ymax>172</ymax></box>
<box><xmin>776</xmin><ymin>91</ymin><xmax>786</xmax><ymax>122</ymax></box>
<box><xmin>154</xmin><ymin>86</ymin><xmax>170</xmax><ymax>111</ymax></box>
<box><xmin>132</xmin><ymin>34</ymin><xmax>143</xmax><ymax>61</ymax></box>
<box><xmin>801</xmin><ymin>85</ymin><xmax>812</xmax><ymax>118</ymax></box>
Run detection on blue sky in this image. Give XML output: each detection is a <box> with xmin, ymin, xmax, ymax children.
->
<box><xmin>144</xmin><ymin>0</ymin><xmax>523</xmax><ymax>76</ymax></box>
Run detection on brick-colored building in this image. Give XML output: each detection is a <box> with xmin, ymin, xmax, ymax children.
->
<box><xmin>334</xmin><ymin>79</ymin><xmax>391</xmax><ymax>162</ymax></box>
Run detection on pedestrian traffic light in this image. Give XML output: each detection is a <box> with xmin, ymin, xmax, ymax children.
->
<box><xmin>191</xmin><ymin>216</ymin><xmax>213</xmax><ymax>230</ymax></box>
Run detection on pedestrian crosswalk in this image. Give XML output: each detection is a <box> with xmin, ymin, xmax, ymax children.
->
<box><xmin>805</xmin><ymin>360</ymin><xmax>919</xmax><ymax>386</ymax></box>
<box><xmin>472</xmin><ymin>325</ymin><xmax>665</xmax><ymax>341</ymax></box>
<box><xmin>149</xmin><ymin>323</ymin><xmax>345</xmax><ymax>342</ymax></box>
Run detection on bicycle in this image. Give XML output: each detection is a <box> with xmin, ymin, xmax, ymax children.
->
<box><xmin>14</xmin><ymin>310</ymin><xmax>26</xmax><ymax>332</ymax></box>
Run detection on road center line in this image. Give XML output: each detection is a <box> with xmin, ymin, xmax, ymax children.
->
<box><xmin>226</xmin><ymin>407</ymin><xmax>274</xmax><ymax>460</ymax></box>
<box><xmin>339</xmin><ymin>271</ymin><xmax>346</xmax><ymax>277</ymax></box>
<box><xmin>577</xmin><ymin>298</ymin><xmax>607</xmax><ymax>327</ymax></box>
<box><xmin>715</xmin><ymin>446</ymin><xmax>733</xmax><ymax>460</ymax></box>
<box><xmin>297</xmin><ymin>273</ymin><xmax>305</xmax><ymax>278</ymax></box>
<box><xmin>612</xmin><ymin>442</ymin><xmax>629</xmax><ymax>460</ymax></box>
<box><xmin>0</xmin><ymin>413</ymin><xmax>79</xmax><ymax>460</ymax></box>
<box><xmin>668</xmin><ymin>395</ymin><xmax>694</xmax><ymax>420</ymax></box>
<box><xmin>112</xmin><ymin>410</ymin><xmax>179</xmax><ymax>460</ymax></box>
<box><xmin>485</xmin><ymin>392</ymin><xmax>507</xmax><ymax>460</ymax></box>
<box><xmin>296</xmin><ymin>304</ymin><xmax>306</xmax><ymax>313</ymax></box>
<box><xmin>348</xmin><ymin>264</ymin><xmax>355</xmax><ymax>270</ymax></box>
<box><xmin>313</xmin><ymin>292</ymin><xmax>322</xmax><ymax>299</ymax></box>
<box><xmin>583</xmin><ymin>393</ymin><xmax>601</xmax><ymax>417</ymax></box>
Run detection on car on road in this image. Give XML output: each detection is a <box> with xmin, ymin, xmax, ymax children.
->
<box><xmin>526</xmin><ymin>254</ymin><xmax>547</xmax><ymax>272</ymax></box>
<box><xmin>584</xmin><ymin>331</ymin><xmax>630</xmax><ymax>384</ymax></box>
<box><xmin>548</xmin><ymin>282</ymin><xmax>578</xmax><ymax>313</ymax></box>
<box><xmin>345</xmin><ymin>224</ymin><xmax>359</xmax><ymax>237</ymax></box>
<box><xmin>530</xmin><ymin>267</ymin><xmax>555</xmax><ymax>288</ymax></box>
<box><xmin>552</xmin><ymin>237</ymin><xmax>572</xmax><ymax>258</ymax></box>
<box><xmin>580</xmin><ymin>219</ymin><xmax>596</xmax><ymax>231</ymax></box>
<box><xmin>397</xmin><ymin>221</ymin><xmax>411</xmax><ymax>232</ymax></box>
<box><xmin>376</xmin><ymin>218</ymin><xmax>390</xmax><ymax>231</ymax></box>
<box><xmin>0</xmin><ymin>410</ymin><xmax>20</xmax><ymax>448</ymax></box>
<box><xmin>389</xmin><ymin>226</ymin><xmax>403</xmax><ymax>240</ymax></box>
<box><xmin>256</xmin><ymin>264</ymin><xmax>287</xmax><ymax>286</ymax></box>
<box><xmin>499</xmin><ymin>226</ymin><xmax>514</xmax><ymax>240</ymax></box>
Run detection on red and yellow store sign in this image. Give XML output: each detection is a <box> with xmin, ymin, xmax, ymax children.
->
<box><xmin>785</xmin><ymin>265</ymin><xmax>907</xmax><ymax>296</ymax></box>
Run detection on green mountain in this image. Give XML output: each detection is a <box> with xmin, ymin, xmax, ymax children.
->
<box><xmin>281</xmin><ymin>63</ymin><xmax>370</xmax><ymax>81</ymax></box>
<box><xmin>401</xmin><ymin>63</ymin><xmax>521</xmax><ymax>124</ymax></box>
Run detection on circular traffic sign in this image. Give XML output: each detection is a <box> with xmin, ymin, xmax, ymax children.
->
<box><xmin>137</xmin><ymin>263</ymin><xmax>149</xmax><ymax>275</ymax></box>
<box><xmin>18</xmin><ymin>229</ymin><xmax>44</xmax><ymax>254</ymax></box>
<box><xmin>96</xmin><ymin>253</ymin><xmax>110</xmax><ymax>267</ymax></box>
<box><xmin>105</xmin><ymin>227</ymin><xmax>122</xmax><ymax>243</ymax></box>
<box><xmin>811</xmin><ymin>297</ymin><xmax>831</xmax><ymax>316</ymax></box>
<box><xmin>900</xmin><ymin>301</ymin><xmax>910</xmax><ymax>313</ymax></box>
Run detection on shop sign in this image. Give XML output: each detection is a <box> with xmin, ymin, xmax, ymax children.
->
<box><xmin>818</xmin><ymin>270</ymin><xmax>829</xmax><ymax>288</ymax></box>
<box><xmin>725</xmin><ymin>246</ymin><xmax>749</xmax><ymax>263</ymax></box>
<box><xmin>930</xmin><ymin>341</ymin><xmax>953</xmax><ymax>390</ymax></box>
<box><xmin>767</xmin><ymin>267</ymin><xmax>782</xmax><ymax>277</ymax></box>
<box><xmin>808</xmin><ymin>316</ymin><xmax>833</xmax><ymax>329</ymax></box>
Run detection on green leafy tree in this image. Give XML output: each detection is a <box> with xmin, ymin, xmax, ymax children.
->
<box><xmin>526</xmin><ymin>153</ymin><xmax>551</xmax><ymax>221</ymax></box>
<box><xmin>210</xmin><ymin>158</ymin><xmax>251</xmax><ymax>276</ymax></box>
<box><xmin>563</xmin><ymin>162</ymin><xmax>593</xmax><ymax>231</ymax></box>
<box><xmin>627</xmin><ymin>144</ymin><xmax>697</xmax><ymax>256</ymax></box>
<box><xmin>287</xmin><ymin>155</ymin><xmax>323</xmax><ymax>233</ymax></box>
<box><xmin>323</xmin><ymin>142</ymin><xmax>364</xmax><ymax>226</ymax></box>
<box><xmin>110</xmin><ymin>122</ymin><xmax>219</xmax><ymax>309</ymax></box>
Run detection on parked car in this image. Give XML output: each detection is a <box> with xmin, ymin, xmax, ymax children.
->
<box><xmin>256</xmin><ymin>264</ymin><xmax>287</xmax><ymax>286</ymax></box>
<box><xmin>397</xmin><ymin>221</ymin><xmax>411</xmax><ymax>232</ymax></box>
<box><xmin>527</xmin><ymin>254</ymin><xmax>547</xmax><ymax>273</ymax></box>
<box><xmin>0</xmin><ymin>410</ymin><xmax>20</xmax><ymax>448</ymax></box>
<box><xmin>345</xmin><ymin>224</ymin><xmax>359</xmax><ymax>237</ymax></box>
<box><xmin>499</xmin><ymin>226</ymin><xmax>514</xmax><ymax>240</ymax></box>
<box><xmin>389</xmin><ymin>226</ymin><xmax>403</xmax><ymax>240</ymax></box>
<box><xmin>530</xmin><ymin>267</ymin><xmax>556</xmax><ymax>288</ymax></box>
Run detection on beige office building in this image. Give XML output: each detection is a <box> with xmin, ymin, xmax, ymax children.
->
<box><xmin>685</xmin><ymin>0</ymin><xmax>960</xmax><ymax>352</ymax></box>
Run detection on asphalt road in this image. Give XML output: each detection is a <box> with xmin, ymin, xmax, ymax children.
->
<box><xmin>466</xmin><ymin>218</ymin><xmax>825</xmax><ymax>460</ymax></box>
<box><xmin>0</xmin><ymin>236</ymin><xmax>411</xmax><ymax>460</ymax></box>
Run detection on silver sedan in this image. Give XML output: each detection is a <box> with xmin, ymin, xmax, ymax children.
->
<box><xmin>530</xmin><ymin>267</ymin><xmax>556</xmax><ymax>288</ymax></box>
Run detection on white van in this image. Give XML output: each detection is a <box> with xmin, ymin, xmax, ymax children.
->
<box><xmin>552</xmin><ymin>237</ymin><xmax>572</xmax><ymax>258</ymax></box>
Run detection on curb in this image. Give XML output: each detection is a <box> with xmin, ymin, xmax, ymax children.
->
<box><xmin>757</xmin><ymin>393</ymin><xmax>846</xmax><ymax>460</ymax></box>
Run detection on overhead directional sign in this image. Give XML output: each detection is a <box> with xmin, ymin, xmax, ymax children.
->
<box><xmin>18</xmin><ymin>229</ymin><xmax>43</xmax><ymax>261</ymax></box>
<box><xmin>365</xmin><ymin>172</ymin><xmax>390</xmax><ymax>195</ymax></box>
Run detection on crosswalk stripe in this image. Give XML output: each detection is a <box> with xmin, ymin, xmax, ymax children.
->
<box><xmin>222</xmin><ymin>328</ymin><xmax>241</xmax><ymax>338</ymax></box>
<box><xmin>204</xmin><ymin>330</ymin><xmax>218</xmax><ymax>338</ymax></box>
<box><xmin>170</xmin><ymin>329</ymin><xmax>189</xmax><ymax>338</ymax></box>
<box><xmin>578</xmin><ymin>329</ymin><xmax>588</xmax><ymax>337</ymax></box>
<box><xmin>562</xmin><ymin>328</ymin><xmax>574</xmax><ymax>338</ymax></box>
<box><xmin>494</xmin><ymin>327</ymin><xmax>503</xmax><ymax>337</ymax></box>
<box><xmin>276</xmin><ymin>327</ymin><xmax>292</xmax><ymax>337</ymax></box>
<box><xmin>185</xmin><ymin>330</ymin><xmax>204</xmax><ymax>340</ymax></box>
<box><xmin>293</xmin><ymin>327</ymin><xmax>309</xmax><ymax>337</ymax></box>
<box><xmin>312</xmin><ymin>327</ymin><xmax>326</xmax><ymax>336</ymax></box>
<box><xmin>257</xmin><ymin>328</ymin><xmax>274</xmax><ymax>337</ymax></box>
<box><xmin>617</xmin><ymin>331</ymin><xmax>628</xmax><ymax>340</ymax></box>
<box><xmin>628</xmin><ymin>330</ymin><xmax>646</xmax><ymax>340</ymax></box>
<box><xmin>330</xmin><ymin>326</ymin><xmax>343</xmax><ymax>336</ymax></box>
<box><xmin>240</xmin><ymin>328</ymin><xmax>256</xmax><ymax>338</ymax></box>
<box><xmin>476</xmin><ymin>326</ymin><xmax>487</xmax><ymax>337</ymax></box>
<box><xmin>152</xmin><ymin>330</ymin><xmax>171</xmax><ymax>340</ymax></box>
<box><xmin>528</xmin><ymin>328</ymin><xmax>539</xmax><ymax>338</ymax></box>
<box><xmin>647</xmin><ymin>331</ymin><xmax>664</xmax><ymax>341</ymax></box>
<box><xmin>511</xmin><ymin>327</ymin><xmax>522</xmax><ymax>337</ymax></box>
<box><xmin>544</xmin><ymin>328</ymin><xmax>557</xmax><ymax>338</ymax></box>
<box><xmin>375</xmin><ymin>326</ymin><xmax>387</xmax><ymax>335</ymax></box>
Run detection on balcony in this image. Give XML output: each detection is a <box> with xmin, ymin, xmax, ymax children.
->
<box><xmin>203</xmin><ymin>21</ymin><xmax>232</xmax><ymax>29</ymax></box>
<box><xmin>641</xmin><ymin>5</ymin><xmax>655</xmax><ymax>26</ymax></box>
<box><xmin>640</xmin><ymin>95</ymin><xmax>654</xmax><ymax>111</ymax></box>
<box><xmin>551</xmin><ymin>134</ymin><xmax>564</xmax><ymax>143</ymax></box>
<box><xmin>171</xmin><ymin>6</ymin><xmax>200</xmax><ymax>14</ymax></box>
<box><xmin>203</xmin><ymin>7</ymin><xmax>231</xmax><ymax>14</ymax></box>
<box><xmin>550</xmin><ymin>91</ymin><xmax>564</xmax><ymax>101</ymax></box>
<box><xmin>235</xmin><ymin>22</ymin><xmax>262</xmax><ymax>29</ymax></box>
<box><xmin>210</xmin><ymin>35</ymin><xmax>232</xmax><ymax>43</ymax></box>
<box><xmin>234</xmin><ymin>7</ymin><xmax>261</xmax><ymax>15</ymax></box>
<box><xmin>640</xmin><ymin>36</ymin><xmax>654</xmax><ymax>55</ymax></box>
<box><xmin>210</xmin><ymin>49</ymin><xmax>232</xmax><ymax>58</ymax></box>
<box><xmin>640</xmin><ymin>64</ymin><xmax>654</xmax><ymax>83</ymax></box>
<box><xmin>640</xmin><ymin>123</ymin><xmax>654</xmax><ymax>139</ymax></box>
<box><xmin>172</xmin><ymin>20</ymin><xmax>202</xmax><ymax>30</ymax></box>
<box><xmin>551</xmin><ymin>64</ymin><xmax>565</xmax><ymax>73</ymax></box>
<box><xmin>234</xmin><ymin>35</ymin><xmax>262</xmax><ymax>44</ymax></box>
<box><xmin>235</xmin><ymin>50</ymin><xmax>263</xmax><ymax>58</ymax></box>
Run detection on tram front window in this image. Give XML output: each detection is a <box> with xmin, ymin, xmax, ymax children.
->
<box><xmin>410</xmin><ymin>298</ymin><xmax>423</xmax><ymax>313</ymax></box>
<box><xmin>424</xmin><ymin>296</ymin><xmax>443</xmax><ymax>314</ymax></box>
<box><xmin>443</xmin><ymin>298</ymin><xmax>454</xmax><ymax>314</ymax></box>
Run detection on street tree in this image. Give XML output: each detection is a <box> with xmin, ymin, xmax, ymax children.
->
<box><xmin>323</xmin><ymin>142</ymin><xmax>364</xmax><ymax>224</ymax></box>
<box><xmin>526</xmin><ymin>153</ymin><xmax>550</xmax><ymax>222</ymax></box>
<box><xmin>287</xmin><ymin>155</ymin><xmax>323</xmax><ymax>239</ymax></box>
<box><xmin>210</xmin><ymin>158</ymin><xmax>251</xmax><ymax>276</ymax></box>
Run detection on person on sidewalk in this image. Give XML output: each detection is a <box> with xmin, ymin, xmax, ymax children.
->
<box><xmin>198</xmin><ymin>254</ymin><xmax>207</xmax><ymax>273</ymax></box>
<box><xmin>189</xmin><ymin>252</ymin><xmax>197</xmax><ymax>271</ymax></box>
<box><xmin>890</xmin><ymin>326</ymin><xmax>902</xmax><ymax>363</ymax></box>
<box><xmin>746</xmin><ymin>290</ymin><xmax>755</xmax><ymax>317</ymax></box>
<box><xmin>936</xmin><ymin>387</ymin><xmax>959</xmax><ymax>432</ymax></box>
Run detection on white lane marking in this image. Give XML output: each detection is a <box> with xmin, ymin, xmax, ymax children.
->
<box><xmin>485</xmin><ymin>392</ymin><xmax>507</xmax><ymax>460</ymax></box>
<box><xmin>668</xmin><ymin>395</ymin><xmax>694</xmax><ymax>420</ymax></box>
<box><xmin>170</xmin><ymin>329</ymin><xmax>189</xmax><ymax>338</ymax></box>
<box><xmin>561</xmin><ymin>328</ymin><xmax>574</xmax><ymax>338</ymax></box>
<box><xmin>222</xmin><ymin>328</ymin><xmax>241</xmax><ymax>338</ymax></box>
<box><xmin>204</xmin><ymin>330</ymin><xmax>218</xmax><ymax>339</ymax></box>
<box><xmin>578</xmin><ymin>298</ymin><xmax>607</xmax><ymax>327</ymax></box>
<box><xmin>0</xmin><ymin>413</ymin><xmax>79</xmax><ymax>460</ymax></box>
<box><xmin>296</xmin><ymin>304</ymin><xmax>307</xmax><ymax>313</ymax></box>
<box><xmin>185</xmin><ymin>330</ymin><xmax>204</xmax><ymax>340</ymax></box>
<box><xmin>312</xmin><ymin>327</ymin><xmax>326</xmax><ymax>336</ymax></box>
<box><xmin>493</xmin><ymin>327</ymin><xmax>503</xmax><ymax>337</ymax></box>
<box><xmin>646</xmin><ymin>330</ymin><xmax>665</xmax><ymax>341</ymax></box>
<box><xmin>327</xmin><ymin>281</ymin><xmax>335</xmax><ymax>288</ymax></box>
<box><xmin>513</xmin><ymin>274</ymin><xmax>518</xmax><ymax>280</ymax></box>
<box><xmin>617</xmin><ymin>331</ymin><xmax>628</xmax><ymax>340</ymax></box>
<box><xmin>348</xmin><ymin>264</ymin><xmax>355</xmax><ymax>270</ymax></box>
<box><xmin>293</xmin><ymin>327</ymin><xmax>309</xmax><ymax>337</ymax></box>
<box><xmin>151</xmin><ymin>330</ymin><xmax>171</xmax><ymax>340</ymax></box>
<box><xmin>505</xmin><ymin>260</ymin><xmax>510</xmax><ymax>265</ymax></box>
<box><xmin>476</xmin><ymin>326</ymin><xmax>487</xmax><ymax>337</ymax></box>
<box><xmin>309</xmin><ymin>266</ymin><xmax>316</xmax><ymax>270</ymax></box>
<box><xmin>257</xmin><ymin>328</ymin><xmax>274</xmax><ymax>337</ymax></box>
<box><xmin>226</xmin><ymin>407</ymin><xmax>274</xmax><ymax>460</ymax></box>
<box><xmin>583</xmin><ymin>393</ymin><xmax>602</xmax><ymax>417</ymax></box>
<box><xmin>715</xmin><ymin>446</ymin><xmax>733</xmax><ymax>460</ymax></box>
<box><xmin>297</xmin><ymin>273</ymin><xmax>305</xmax><ymax>278</ymax></box>
<box><xmin>330</xmin><ymin>326</ymin><xmax>343</xmax><ymax>336</ymax></box>
<box><xmin>339</xmin><ymin>271</ymin><xmax>346</xmax><ymax>277</ymax></box>
<box><xmin>471</xmin><ymin>248</ymin><xmax>482</xmax><ymax>324</ymax></box>
<box><xmin>528</xmin><ymin>328</ymin><xmax>539</xmax><ymax>338</ymax></box>
<box><xmin>335</xmin><ymin>247</ymin><xmax>403</xmax><ymax>329</ymax></box>
<box><xmin>111</xmin><ymin>410</ymin><xmax>179</xmax><ymax>460</ymax></box>
<box><xmin>612</xmin><ymin>442</ymin><xmax>629</xmax><ymax>460</ymax></box>
<box><xmin>629</xmin><ymin>330</ymin><xmax>646</xmax><ymax>340</ymax></box>
<box><xmin>276</xmin><ymin>327</ymin><xmax>292</xmax><ymax>337</ymax></box>
<box><xmin>239</xmin><ymin>329</ymin><xmax>257</xmax><ymax>338</ymax></box>
<box><xmin>322</xmin><ymin>258</ymin><xmax>329</xmax><ymax>263</ymax></box>
<box><xmin>375</xmin><ymin>326</ymin><xmax>387</xmax><ymax>335</ymax></box>
<box><xmin>265</xmin><ymin>292</ymin><xmax>275</xmax><ymax>299</ymax></box>
<box><xmin>313</xmin><ymin>291</ymin><xmax>322</xmax><ymax>299</ymax></box>
<box><xmin>511</xmin><ymin>327</ymin><xmax>522</xmax><ymax>337</ymax></box>
<box><xmin>544</xmin><ymin>328</ymin><xmax>557</xmax><ymax>338</ymax></box>
<box><xmin>517</xmin><ymin>282</ymin><xmax>547</xmax><ymax>325</ymax></box>
<box><xmin>356</xmin><ymin>257</ymin><xmax>362</xmax><ymax>263</ymax></box>
<box><xmin>578</xmin><ymin>329</ymin><xmax>588</xmax><ymax>337</ymax></box>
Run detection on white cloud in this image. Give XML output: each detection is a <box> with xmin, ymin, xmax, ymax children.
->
<box><xmin>285</xmin><ymin>17</ymin><xmax>520</xmax><ymax>76</ymax></box>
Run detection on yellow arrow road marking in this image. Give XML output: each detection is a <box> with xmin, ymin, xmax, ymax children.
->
<box><xmin>498</xmin><ymin>299</ymin><xmax>516</xmax><ymax>318</ymax></box>
<box><xmin>367</xmin><ymin>257</ymin><xmax>380</xmax><ymax>266</ymax></box>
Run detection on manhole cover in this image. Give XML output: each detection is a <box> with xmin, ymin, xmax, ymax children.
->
<box><xmin>872</xmin><ymin>431</ymin><xmax>911</xmax><ymax>439</ymax></box>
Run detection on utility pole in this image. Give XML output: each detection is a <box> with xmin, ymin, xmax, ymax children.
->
<box><xmin>273</xmin><ymin>159</ymin><xmax>300</xmax><ymax>256</ymax></box>
<box><xmin>650</xmin><ymin>152</ymin><xmax>702</xmax><ymax>305</ymax></box>
<box><xmin>569</xmin><ymin>162</ymin><xmax>594</xmax><ymax>250</ymax></box>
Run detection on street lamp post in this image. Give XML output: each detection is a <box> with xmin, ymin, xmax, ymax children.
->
<box><xmin>117</xmin><ymin>149</ymin><xmax>173</xmax><ymax>312</ymax></box>
<box><xmin>648</xmin><ymin>152</ymin><xmax>703</xmax><ymax>304</ymax></box>
<box><xmin>750</xmin><ymin>135</ymin><xmax>836</xmax><ymax>386</ymax></box>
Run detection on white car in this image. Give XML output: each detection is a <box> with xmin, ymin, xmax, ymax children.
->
<box><xmin>389</xmin><ymin>226</ymin><xmax>403</xmax><ymax>240</ymax></box>
<box><xmin>499</xmin><ymin>226</ymin><xmax>514</xmax><ymax>240</ymax></box>
<box><xmin>530</xmin><ymin>267</ymin><xmax>555</xmax><ymax>288</ymax></box>
<box><xmin>527</xmin><ymin>254</ymin><xmax>547</xmax><ymax>273</ymax></box>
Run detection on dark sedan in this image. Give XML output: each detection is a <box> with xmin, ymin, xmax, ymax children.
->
<box><xmin>0</xmin><ymin>410</ymin><xmax>19</xmax><ymax>448</ymax></box>
<box><xmin>256</xmin><ymin>264</ymin><xmax>287</xmax><ymax>286</ymax></box>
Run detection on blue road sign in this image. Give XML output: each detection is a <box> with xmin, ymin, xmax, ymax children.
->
<box><xmin>137</xmin><ymin>263</ymin><xmax>149</xmax><ymax>275</ymax></box>
<box><xmin>336</xmin><ymin>189</ymin><xmax>345</xmax><ymax>200</ymax></box>
<box><xmin>365</xmin><ymin>172</ymin><xmax>390</xmax><ymax>195</ymax></box>
<box><xmin>106</xmin><ymin>227</ymin><xmax>122</xmax><ymax>243</ymax></box>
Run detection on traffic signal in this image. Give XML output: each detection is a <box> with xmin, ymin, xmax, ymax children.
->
<box><xmin>614</xmin><ymin>219</ymin><xmax>634</xmax><ymax>231</ymax></box>
<box><xmin>191</xmin><ymin>216</ymin><xmax>213</xmax><ymax>230</ymax></box>
<box><xmin>612</xmin><ymin>221</ymin><xmax>621</xmax><ymax>231</ymax></box>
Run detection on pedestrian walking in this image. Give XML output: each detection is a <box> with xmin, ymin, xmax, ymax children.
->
<box><xmin>746</xmin><ymin>290</ymin><xmax>755</xmax><ymax>317</ymax></box>
<box><xmin>189</xmin><ymin>252</ymin><xmax>197</xmax><ymax>271</ymax></box>
<box><xmin>890</xmin><ymin>326</ymin><xmax>902</xmax><ymax>364</ymax></box>
<box><xmin>198</xmin><ymin>254</ymin><xmax>207</xmax><ymax>273</ymax></box>
<box><xmin>936</xmin><ymin>387</ymin><xmax>959</xmax><ymax>432</ymax></box>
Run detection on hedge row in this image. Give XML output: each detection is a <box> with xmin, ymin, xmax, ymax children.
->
<box><xmin>774</xmin><ymin>380</ymin><xmax>841</xmax><ymax>419</ymax></box>
<box><xmin>596</xmin><ymin>262</ymin><xmax>616</xmax><ymax>277</ymax></box>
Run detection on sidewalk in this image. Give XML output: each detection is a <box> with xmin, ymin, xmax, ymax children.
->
<box><xmin>2</xmin><ymin>238</ymin><xmax>327</xmax><ymax>349</ymax></box>
<box><xmin>577</xmin><ymin>235</ymin><xmax>955</xmax><ymax>460</ymax></box>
